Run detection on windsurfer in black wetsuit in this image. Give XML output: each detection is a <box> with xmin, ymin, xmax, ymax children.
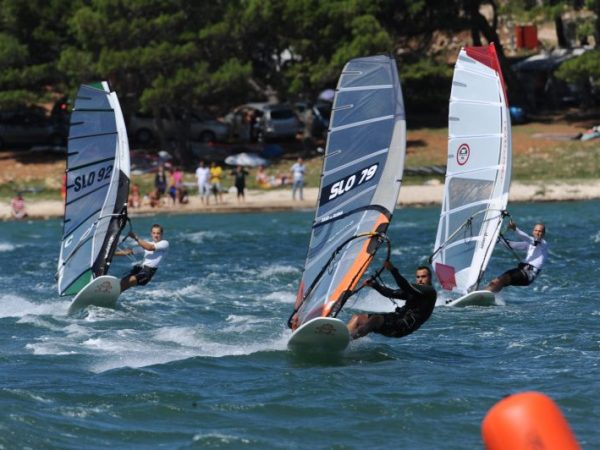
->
<box><xmin>347</xmin><ymin>261</ymin><xmax>437</xmax><ymax>340</ymax></box>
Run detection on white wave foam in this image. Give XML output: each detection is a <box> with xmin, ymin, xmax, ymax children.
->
<box><xmin>6</xmin><ymin>389</ymin><xmax>53</xmax><ymax>404</ymax></box>
<box><xmin>82</xmin><ymin>307</ymin><xmax>120</xmax><ymax>322</ymax></box>
<box><xmin>143</xmin><ymin>283</ymin><xmax>204</xmax><ymax>301</ymax></box>
<box><xmin>184</xmin><ymin>230</ymin><xmax>227</xmax><ymax>244</ymax></box>
<box><xmin>0</xmin><ymin>242</ymin><xmax>16</xmax><ymax>252</ymax></box>
<box><xmin>192</xmin><ymin>433</ymin><xmax>251</xmax><ymax>445</ymax></box>
<box><xmin>88</xmin><ymin>327</ymin><xmax>290</xmax><ymax>373</ymax></box>
<box><xmin>221</xmin><ymin>315</ymin><xmax>267</xmax><ymax>333</ymax></box>
<box><xmin>257</xmin><ymin>264</ymin><xmax>300</xmax><ymax>279</ymax></box>
<box><xmin>390</xmin><ymin>246</ymin><xmax>425</xmax><ymax>257</ymax></box>
<box><xmin>82</xmin><ymin>337</ymin><xmax>124</xmax><ymax>352</ymax></box>
<box><xmin>225</xmin><ymin>314</ymin><xmax>261</xmax><ymax>325</ymax></box>
<box><xmin>264</xmin><ymin>291</ymin><xmax>295</xmax><ymax>303</ymax></box>
<box><xmin>58</xmin><ymin>405</ymin><xmax>113</xmax><ymax>419</ymax></box>
<box><xmin>0</xmin><ymin>294</ymin><xmax>68</xmax><ymax>318</ymax></box>
<box><xmin>63</xmin><ymin>323</ymin><xmax>91</xmax><ymax>337</ymax></box>
<box><xmin>26</xmin><ymin>342</ymin><xmax>77</xmax><ymax>356</ymax></box>
<box><xmin>17</xmin><ymin>316</ymin><xmax>64</xmax><ymax>331</ymax></box>
<box><xmin>153</xmin><ymin>326</ymin><xmax>207</xmax><ymax>347</ymax></box>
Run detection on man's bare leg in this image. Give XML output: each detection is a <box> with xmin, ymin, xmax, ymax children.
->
<box><xmin>347</xmin><ymin>314</ymin><xmax>383</xmax><ymax>339</ymax></box>
<box><xmin>485</xmin><ymin>274</ymin><xmax>511</xmax><ymax>293</ymax></box>
<box><xmin>120</xmin><ymin>275</ymin><xmax>138</xmax><ymax>293</ymax></box>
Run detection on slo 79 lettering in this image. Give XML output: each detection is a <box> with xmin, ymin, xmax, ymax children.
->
<box><xmin>326</xmin><ymin>163</ymin><xmax>378</xmax><ymax>202</ymax></box>
<box><xmin>73</xmin><ymin>164</ymin><xmax>113</xmax><ymax>192</ymax></box>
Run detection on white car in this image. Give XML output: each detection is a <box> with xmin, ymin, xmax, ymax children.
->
<box><xmin>128</xmin><ymin>110</ymin><xmax>230</xmax><ymax>146</ymax></box>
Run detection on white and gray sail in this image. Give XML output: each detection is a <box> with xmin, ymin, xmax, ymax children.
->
<box><xmin>57</xmin><ymin>82</ymin><xmax>130</xmax><ymax>296</ymax></box>
<box><xmin>432</xmin><ymin>44</ymin><xmax>512</xmax><ymax>295</ymax></box>
<box><xmin>291</xmin><ymin>55</ymin><xmax>406</xmax><ymax>328</ymax></box>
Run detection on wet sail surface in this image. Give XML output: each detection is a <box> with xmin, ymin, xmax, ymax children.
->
<box><xmin>432</xmin><ymin>44</ymin><xmax>512</xmax><ymax>294</ymax></box>
<box><xmin>293</xmin><ymin>55</ymin><xmax>406</xmax><ymax>327</ymax></box>
<box><xmin>57</xmin><ymin>82</ymin><xmax>130</xmax><ymax>296</ymax></box>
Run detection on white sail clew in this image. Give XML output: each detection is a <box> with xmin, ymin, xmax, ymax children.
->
<box><xmin>290</xmin><ymin>55</ymin><xmax>406</xmax><ymax>329</ymax></box>
<box><xmin>432</xmin><ymin>44</ymin><xmax>512</xmax><ymax>295</ymax></box>
<box><xmin>57</xmin><ymin>82</ymin><xmax>130</xmax><ymax>296</ymax></box>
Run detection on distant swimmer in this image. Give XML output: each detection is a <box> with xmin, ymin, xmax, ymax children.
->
<box><xmin>347</xmin><ymin>261</ymin><xmax>437</xmax><ymax>340</ymax></box>
<box><xmin>115</xmin><ymin>224</ymin><xmax>169</xmax><ymax>292</ymax></box>
<box><xmin>485</xmin><ymin>221</ymin><xmax>548</xmax><ymax>293</ymax></box>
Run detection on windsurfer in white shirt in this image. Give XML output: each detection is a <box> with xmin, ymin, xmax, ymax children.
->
<box><xmin>116</xmin><ymin>224</ymin><xmax>169</xmax><ymax>292</ymax></box>
<box><xmin>485</xmin><ymin>221</ymin><xmax>548</xmax><ymax>293</ymax></box>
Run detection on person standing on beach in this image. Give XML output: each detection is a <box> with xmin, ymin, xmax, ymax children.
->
<box><xmin>209</xmin><ymin>162</ymin><xmax>224</xmax><ymax>204</ymax></box>
<box><xmin>116</xmin><ymin>224</ymin><xmax>169</xmax><ymax>292</ymax></box>
<box><xmin>290</xmin><ymin>157</ymin><xmax>305</xmax><ymax>200</ymax></box>
<box><xmin>485</xmin><ymin>221</ymin><xmax>548</xmax><ymax>293</ymax></box>
<box><xmin>11</xmin><ymin>193</ymin><xmax>28</xmax><ymax>219</ymax></box>
<box><xmin>231</xmin><ymin>165</ymin><xmax>249</xmax><ymax>203</ymax></box>
<box><xmin>195</xmin><ymin>161</ymin><xmax>210</xmax><ymax>205</ymax></box>
<box><xmin>256</xmin><ymin>165</ymin><xmax>270</xmax><ymax>188</ymax></box>
<box><xmin>128</xmin><ymin>184</ymin><xmax>141</xmax><ymax>208</ymax></box>
<box><xmin>347</xmin><ymin>262</ymin><xmax>437</xmax><ymax>340</ymax></box>
<box><xmin>155</xmin><ymin>164</ymin><xmax>168</xmax><ymax>198</ymax></box>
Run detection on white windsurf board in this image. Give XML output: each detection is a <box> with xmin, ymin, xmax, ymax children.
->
<box><xmin>445</xmin><ymin>290</ymin><xmax>495</xmax><ymax>307</ymax></box>
<box><xmin>68</xmin><ymin>275</ymin><xmax>120</xmax><ymax>314</ymax></box>
<box><xmin>288</xmin><ymin>317</ymin><xmax>350</xmax><ymax>353</ymax></box>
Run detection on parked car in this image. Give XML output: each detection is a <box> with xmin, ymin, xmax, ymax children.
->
<box><xmin>294</xmin><ymin>100</ymin><xmax>331</xmax><ymax>141</ymax></box>
<box><xmin>0</xmin><ymin>107</ymin><xmax>66</xmax><ymax>149</ymax></box>
<box><xmin>129</xmin><ymin>150</ymin><xmax>160</xmax><ymax>175</ymax></box>
<box><xmin>127</xmin><ymin>110</ymin><xmax>230</xmax><ymax>146</ymax></box>
<box><xmin>225</xmin><ymin>103</ymin><xmax>303</xmax><ymax>142</ymax></box>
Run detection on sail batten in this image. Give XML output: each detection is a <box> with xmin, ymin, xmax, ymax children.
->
<box><xmin>432</xmin><ymin>44</ymin><xmax>512</xmax><ymax>296</ymax></box>
<box><xmin>57</xmin><ymin>82</ymin><xmax>130</xmax><ymax>297</ymax></box>
<box><xmin>330</xmin><ymin>115</ymin><xmax>394</xmax><ymax>133</ymax></box>
<box><xmin>338</xmin><ymin>84</ymin><xmax>393</xmax><ymax>92</ymax></box>
<box><xmin>292</xmin><ymin>55</ymin><xmax>406</xmax><ymax>329</ymax></box>
<box><xmin>322</xmin><ymin>148</ymin><xmax>388</xmax><ymax>176</ymax></box>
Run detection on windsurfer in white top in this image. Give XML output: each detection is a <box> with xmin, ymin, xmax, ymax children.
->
<box><xmin>485</xmin><ymin>221</ymin><xmax>548</xmax><ymax>293</ymax></box>
<box><xmin>115</xmin><ymin>223</ymin><xmax>169</xmax><ymax>292</ymax></box>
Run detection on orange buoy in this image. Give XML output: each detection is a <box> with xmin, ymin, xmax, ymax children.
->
<box><xmin>481</xmin><ymin>391</ymin><xmax>580</xmax><ymax>450</ymax></box>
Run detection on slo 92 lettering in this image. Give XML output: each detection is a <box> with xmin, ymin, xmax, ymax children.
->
<box><xmin>73</xmin><ymin>165</ymin><xmax>113</xmax><ymax>192</ymax></box>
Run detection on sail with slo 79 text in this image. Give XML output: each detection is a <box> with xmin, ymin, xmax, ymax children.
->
<box><xmin>56</xmin><ymin>82</ymin><xmax>130</xmax><ymax>296</ymax></box>
<box><xmin>289</xmin><ymin>55</ymin><xmax>406</xmax><ymax>329</ymax></box>
<box><xmin>431</xmin><ymin>44</ymin><xmax>512</xmax><ymax>296</ymax></box>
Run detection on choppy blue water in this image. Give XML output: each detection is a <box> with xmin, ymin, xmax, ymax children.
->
<box><xmin>1</xmin><ymin>200</ymin><xmax>599</xmax><ymax>449</ymax></box>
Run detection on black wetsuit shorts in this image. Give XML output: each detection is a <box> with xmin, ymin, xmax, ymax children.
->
<box><xmin>369</xmin><ymin>309</ymin><xmax>420</xmax><ymax>338</ymax></box>
<box><xmin>126</xmin><ymin>264</ymin><xmax>157</xmax><ymax>286</ymax></box>
<box><xmin>503</xmin><ymin>263</ymin><xmax>539</xmax><ymax>287</ymax></box>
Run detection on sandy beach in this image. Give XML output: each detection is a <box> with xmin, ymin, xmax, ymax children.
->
<box><xmin>2</xmin><ymin>180</ymin><xmax>600</xmax><ymax>220</ymax></box>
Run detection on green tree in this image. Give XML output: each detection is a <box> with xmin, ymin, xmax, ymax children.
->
<box><xmin>0</xmin><ymin>0</ymin><xmax>76</xmax><ymax>108</ymax></box>
<box><xmin>555</xmin><ymin>48</ymin><xmax>600</xmax><ymax>106</ymax></box>
<box><xmin>58</xmin><ymin>0</ymin><xmax>251</xmax><ymax>164</ymax></box>
<box><xmin>200</xmin><ymin>0</ymin><xmax>394</xmax><ymax>101</ymax></box>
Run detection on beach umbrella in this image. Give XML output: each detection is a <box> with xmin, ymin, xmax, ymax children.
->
<box><xmin>224</xmin><ymin>152</ymin><xmax>268</xmax><ymax>167</ymax></box>
<box><xmin>318</xmin><ymin>89</ymin><xmax>335</xmax><ymax>102</ymax></box>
